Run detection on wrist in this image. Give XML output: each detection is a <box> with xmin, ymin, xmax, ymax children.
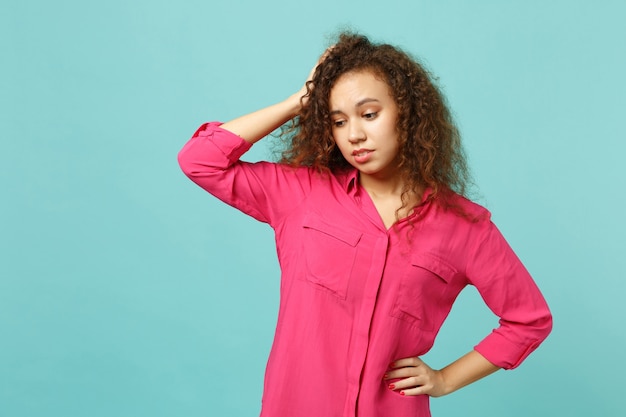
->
<box><xmin>435</xmin><ymin>369</ymin><xmax>453</xmax><ymax>397</ymax></box>
<box><xmin>285</xmin><ymin>92</ymin><xmax>304</xmax><ymax>117</ymax></box>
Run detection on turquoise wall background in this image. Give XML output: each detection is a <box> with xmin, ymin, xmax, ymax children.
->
<box><xmin>2</xmin><ymin>0</ymin><xmax>625</xmax><ymax>415</ymax></box>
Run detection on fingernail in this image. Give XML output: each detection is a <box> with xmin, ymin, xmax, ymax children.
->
<box><xmin>388</xmin><ymin>384</ymin><xmax>395</xmax><ymax>390</ymax></box>
<box><xmin>400</xmin><ymin>391</ymin><xmax>405</xmax><ymax>396</ymax></box>
<box><xmin>383</xmin><ymin>374</ymin><xmax>388</xmax><ymax>379</ymax></box>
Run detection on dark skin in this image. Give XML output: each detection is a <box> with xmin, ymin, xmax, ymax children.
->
<box><xmin>220</xmin><ymin>51</ymin><xmax>500</xmax><ymax>396</ymax></box>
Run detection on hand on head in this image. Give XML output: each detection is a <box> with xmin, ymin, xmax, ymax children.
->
<box><xmin>296</xmin><ymin>46</ymin><xmax>335</xmax><ymax>108</ymax></box>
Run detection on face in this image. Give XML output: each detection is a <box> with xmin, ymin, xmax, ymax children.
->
<box><xmin>329</xmin><ymin>70</ymin><xmax>401</xmax><ymax>182</ymax></box>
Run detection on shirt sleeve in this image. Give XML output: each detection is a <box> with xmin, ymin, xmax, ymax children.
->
<box><xmin>466</xmin><ymin>220</ymin><xmax>553</xmax><ymax>370</ymax></box>
<box><xmin>177</xmin><ymin>122</ymin><xmax>311</xmax><ymax>226</ymax></box>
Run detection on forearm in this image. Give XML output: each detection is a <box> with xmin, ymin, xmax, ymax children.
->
<box><xmin>219</xmin><ymin>49</ymin><xmax>325</xmax><ymax>144</ymax></box>
<box><xmin>439</xmin><ymin>350</ymin><xmax>500</xmax><ymax>395</ymax></box>
<box><xmin>220</xmin><ymin>93</ymin><xmax>303</xmax><ymax>144</ymax></box>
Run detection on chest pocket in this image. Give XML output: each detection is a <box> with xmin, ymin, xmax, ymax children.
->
<box><xmin>301</xmin><ymin>213</ymin><xmax>362</xmax><ymax>300</ymax></box>
<box><xmin>390</xmin><ymin>253</ymin><xmax>458</xmax><ymax>331</ymax></box>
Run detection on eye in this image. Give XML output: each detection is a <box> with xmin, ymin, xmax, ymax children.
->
<box><xmin>333</xmin><ymin>119</ymin><xmax>346</xmax><ymax>128</ymax></box>
<box><xmin>363</xmin><ymin>112</ymin><xmax>378</xmax><ymax>120</ymax></box>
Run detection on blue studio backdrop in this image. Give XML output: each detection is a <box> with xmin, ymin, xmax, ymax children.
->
<box><xmin>2</xmin><ymin>1</ymin><xmax>625</xmax><ymax>416</ymax></box>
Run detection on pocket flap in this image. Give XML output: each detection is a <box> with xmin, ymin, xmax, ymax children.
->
<box><xmin>411</xmin><ymin>253</ymin><xmax>457</xmax><ymax>283</ymax></box>
<box><xmin>303</xmin><ymin>213</ymin><xmax>362</xmax><ymax>247</ymax></box>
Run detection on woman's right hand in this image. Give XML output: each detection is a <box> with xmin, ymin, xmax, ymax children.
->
<box><xmin>292</xmin><ymin>47</ymin><xmax>333</xmax><ymax>110</ymax></box>
<box><xmin>220</xmin><ymin>48</ymin><xmax>332</xmax><ymax>144</ymax></box>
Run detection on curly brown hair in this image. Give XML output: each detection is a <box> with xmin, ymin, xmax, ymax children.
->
<box><xmin>280</xmin><ymin>32</ymin><xmax>473</xmax><ymax>217</ymax></box>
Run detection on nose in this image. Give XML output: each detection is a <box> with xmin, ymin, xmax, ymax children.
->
<box><xmin>348</xmin><ymin>121</ymin><xmax>365</xmax><ymax>143</ymax></box>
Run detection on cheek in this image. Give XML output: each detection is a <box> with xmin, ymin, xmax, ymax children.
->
<box><xmin>387</xmin><ymin>138</ymin><xmax>401</xmax><ymax>160</ymax></box>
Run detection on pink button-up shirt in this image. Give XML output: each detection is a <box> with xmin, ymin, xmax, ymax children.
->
<box><xmin>178</xmin><ymin>122</ymin><xmax>552</xmax><ymax>417</ymax></box>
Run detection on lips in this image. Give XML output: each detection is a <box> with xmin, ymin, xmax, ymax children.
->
<box><xmin>352</xmin><ymin>149</ymin><xmax>373</xmax><ymax>157</ymax></box>
<box><xmin>352</xmin><ymin>149</ymin><xmax>373</xmax><ymax>163</ymax></box>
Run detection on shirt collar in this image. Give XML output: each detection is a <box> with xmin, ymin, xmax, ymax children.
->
<box><xmin>340</xmin><ymin>168</ymin><xmax>434</xmax><ymax>206</ymax></box>
<box><xmin>343</xmin><ymin>169</ymin><xmax>360</xmax><ymax>197</ymax></box>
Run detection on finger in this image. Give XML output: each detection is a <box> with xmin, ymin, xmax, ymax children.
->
<box><xmin>389</xmin><ymin>374</ymin><xmax>430</xmax><ymax>390</ymax></box>
<box><xmin>397</xmin><ymin>385</ymin><xmax>431</xmax><ymax>397</ymax></box>
<box><xmin>388</xmin><ymin>376</ymin><xmax>435</xmax><ymax>398</ymax></box>
<box><xmin>384</xmin><ymin>367</ymin><xmax>424</xmax><ymax>380</ymax></box>
<box><xmin>320</xmin><ymin>45</ymin><xmax>335</xmax><ymax>61</ymax></box>
<box><xmin>308</xmin><ymin>47</ymin><xmax>334</xmax><ymax>78</ymax></box>
<box><xmin>389</xmin><ymin>356</ymin><xmax>423</xmax><ymax>369</ymax></box>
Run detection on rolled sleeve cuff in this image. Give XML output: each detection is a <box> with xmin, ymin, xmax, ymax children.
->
<box><xmin>474</xmin><ymin>332</ymin><xmax>543</xmax><ymax>370</ymax></box>
<box><xmin>192</xmin><ymin>122</ymin><xmax>253</xmax><ymax>163</ymax></box>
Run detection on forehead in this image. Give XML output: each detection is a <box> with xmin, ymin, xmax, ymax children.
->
<box><xmin>329</xmin><ymin>70</ymin><xmax>393</xmax><ymax>106</ymax></box>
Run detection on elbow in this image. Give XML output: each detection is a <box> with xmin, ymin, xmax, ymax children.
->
<box><xmin>177</xmin><ymin>122</ymin><xmax>216</xmax><ymax>178</ymax></box>
<box><xmin>539</xmin><ymin>308</ymin><xmax>554</xmax><ymax>342</ymax></box>
<box><xmin>522</xmin><ymin>305</ymin><xmax>553</xmax><ymax>344</ymax></box>
<box><xmin>479</xmin><ymin>307</ymin><xmax>554</xmax><ymax>370</ymax></box>
<box><xmin>177</xmin><ymin>142</ymin><xmax>233</xmax><ymax>191</ymax></box>
<box><xmin>177</xmin><ymin>147</ymin><xmax>195</xmax><ymax>178</ymax></box>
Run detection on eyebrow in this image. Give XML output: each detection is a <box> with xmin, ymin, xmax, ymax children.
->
<box><xmin>329</xmin><ymin>98</ymin><xmax>380</xmax><ymax>115</ymax></box>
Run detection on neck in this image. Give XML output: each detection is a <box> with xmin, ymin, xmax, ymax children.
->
<box><xmin>359</xmin><ymin>172</ymin><xmax>406</xmax><ymax>198</ymax></box>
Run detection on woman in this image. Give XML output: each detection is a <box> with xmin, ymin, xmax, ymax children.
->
<box><xmin>178</xmin><ymin>33</ymin><xmax>552</xmax><ymax>417</ymax></box>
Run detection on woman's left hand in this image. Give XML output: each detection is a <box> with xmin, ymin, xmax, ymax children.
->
<box><xmin>384</xmin><ymin>356</ymin><xmax>448</xmax><ymax>397</ymax></box>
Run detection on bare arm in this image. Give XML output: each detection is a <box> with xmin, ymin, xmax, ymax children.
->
<box><xmin>219</xmin><ymin>93</ymin><xmax>303</xmax><ymax>144</ymax></box>
<box><xmin>220</xmin><ymin>60</ymin><xmax>319</xmax><ymax>144</ymax></box>
<box><xmin>385</xmin><ymin>350</ymin><xmax>500</xmax><ymax>397</ymax></box>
